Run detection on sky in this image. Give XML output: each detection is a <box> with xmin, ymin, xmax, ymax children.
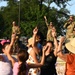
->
<box><xmin>0</xmin><ymin>1</ymin><xmax>7</xmax><ymax>7</ymax></box>
<box><xmin>66</xmin><ymin>0</ymin><xmax>75</xmax><ymax>15</ymax></box>
<box><xmin>50</xmin><ymin>0</ymin><xmax>75</xmax><ymax>15</ymax></box>
<box><xmin>0</xmin><ymin>0</ymin><xmax>75</xmax><ymax>15</ymax></box>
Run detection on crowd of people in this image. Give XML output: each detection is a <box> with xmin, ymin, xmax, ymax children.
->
<box><xmin>0</xmin><ymin>15</ymin><xmax>75</xmax><ymax>75</ymax></box>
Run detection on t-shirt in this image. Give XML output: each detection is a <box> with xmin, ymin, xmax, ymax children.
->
<box><xmin>66</xmin><ymin>54</ymin><xmax>75</xmax><ymax>75</ymax></box>
<box><xmin>41</xmin><ymin>50</ymin><xmax>57</xmax><ymax>75</ymax></box>
<box><xmin>13</xmin><ymin>62</ymin><xmax>29</xmax><ymax>75</ymax></box>
<box><xmin>0</xmin><ymin>61</ymin><xmax>13</xmax><ymax>75</ymax></box>
<box><xmin>0</xmin><ymin>53</ymin><xmax>17</xmax><ymax>75</ymax></box>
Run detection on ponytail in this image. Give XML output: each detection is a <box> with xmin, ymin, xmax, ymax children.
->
<box><xmin>18</xmin><ymin>62</ymin><xmax>26</xmax><ymax>75</ymax></box>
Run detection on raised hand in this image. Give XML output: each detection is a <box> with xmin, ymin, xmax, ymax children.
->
<box><xmin>42</xmin><ymin>45</ymin><xmax>48</xmax><ymax>53</ymax></box>
<box><xmin>59</xmin><ymin>37</ymin><xmax>65</xmax><ymax>44</ymax></box>
<box><xmin>33</xmin><ymin>27</ymin><xmax>38</xmax><ymax>35</ymax></box>
<box><xmin>51</xmin><ymin>31</ymin><xmax>56</xmax><ymax>38</ymax></box>
<box><xmin>44</xmin><ymin>16</ymin><xmax>46</xmax><ymax>20</ymax></box>
<box><xmin>12</xmin><ymin>33</ymin><xmax>16</xmax><ymax>38</ymax></box>
<box><xmin>11</xmin><ymin>33</ymin><xmax>16</xmax><ymax>42</ymax></box>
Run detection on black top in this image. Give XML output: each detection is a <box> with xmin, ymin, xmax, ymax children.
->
<box><xmin>41</xmin><ymin>50</ymin><xmax>57</xmax><ymax>75</ymax></box>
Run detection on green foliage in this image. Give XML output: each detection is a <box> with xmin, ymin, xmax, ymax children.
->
<box><xmin>0</xmin><ymin>0</ymin><xmax>73</xmax><ymax>39</ymax></box>
<box><xmin>0</xmin><ymin>12</ymin><xmax>5</xmax><ymax>37</ymax></box>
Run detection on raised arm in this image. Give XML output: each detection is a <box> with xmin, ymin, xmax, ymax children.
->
<box><xmin>64</xmin><ymin>22</ymin><xmax>69</xmax><ymax>28</ymax></box>
<box><xmin>32</xmin><ymin>27</ymin><xmax>38</xmax><ymax>46</ymax></box>
<box><xmin>28</xmin><ymin>27</ymin><xmax>41</xmax><ymax>64</ymax></box>
<box><xmin>44</xmin><ymin>16</ymin><xmax>49</xmax><ymax>27</ymax></box>
<box><xmin>32</xmin><ymin>27</ymin><xmax>40</xmax><ymax>54</ymax></box>
<box><xmin>51</xmin><ymin>31</ymin><xmax>58</xmax><ymax>56</ymax></box>
<box><xmin>57</xmin><ymin>37</ymin><xmax>67</xmax><ymax>62</ymax></box>
<box><xmin>6</xmin><ymin>34</ymin><xmax>16</xmax><ymax>67</ymax></box>
<box><xmin>64</xmin><ymin>21</ymin><xmax>72</xmax><ymax>28</ymax></box>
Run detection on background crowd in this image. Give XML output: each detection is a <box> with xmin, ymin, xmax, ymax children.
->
<box><xmin>0</xmin><ymin>15</ymin><xmax>75</xmax><ymax>75</ymax></box>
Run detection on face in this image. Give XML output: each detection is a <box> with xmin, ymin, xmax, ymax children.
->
<box><xmin>12</xmin><ymin>21</ymin><xmax>16</xmax><ymax>26</ymax></box>
<box><xmin>2</xmin><ymin>44</ymin><xmax>13</xmax><ymax>55</ymax></box>
<box><xmin>2</xmin><ymin>44</ymin><xmax>9</xmax><ymax>54</ymax></box>
<box><xmin>49</xmin><ymin>22</ymin><xmax>53</xmax><ymax>28</ymax></box>
<box><xmin>46</xmin><ymin>42</ymin><xmax>53</xmax><ymax>51</ymax></box>
<box><xmin>50</xmin><ymin>22</ymin><xmax>53</xmax><ymax>25</ymax></box>
<box><xmin>69</xmin><ymin>16</ymin><xmax>73</xmax><ymax>21</ymax></box>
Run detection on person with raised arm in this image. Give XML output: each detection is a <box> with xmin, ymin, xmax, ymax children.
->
<box><xmin>44</xmin><ymin>16</ymin><xmax>56</xmax><ymax>41</ymax></box>
<box><xmin>6</xmin><ymin>27</ymin><xmax>47</xmax><ymax>75</ymax></box>
<box><xmin>0</xmin><ymin>34</ymin><xmax>16</xmax><ymax>75</ymax></box>
<box><xmin>41</xmin><ymin>31</ymin><xmax>58</xmax><ymax>75</ymax></box>
<box><xmin>64</xmin><ymin>15</ymin><xmax>75</xmax><ymax>38</ymax></box>
<box><xmin>12</xmin><ymin>21</ymin><xmax>21</xmax><ymax>53</ymax></box>
<box><xmin>57</xmin><ymin>36</ymin><xmax>75</xmax><ymax>75</ymax></box>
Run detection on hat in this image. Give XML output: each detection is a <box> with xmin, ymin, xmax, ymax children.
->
<box><xmin>27</xmin><ymin>37</ymin><xmax>40</xmax><ymax>47</ymax></box>
<box><xmin>0</xmin><ymin>40</ymin><xmax>10</xmax><ymax>46</ymax></box>
<box><xmin>65</xmin><ymin>38</ymin><xmax>75</xmax><ymax>53</ymax></box>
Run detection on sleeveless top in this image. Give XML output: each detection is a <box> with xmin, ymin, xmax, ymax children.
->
<box><xmin>13</xmin><ymin>62</ymin><xmax>29</xmax><ymax>75</ymax></box>
<box><xmin>41</xmin><ymin>50</ymin><xmax>57</xmax><ymax>75</ymax></box>
<box><xmin>26</xmin><ymin>47</ymin><xmax>41</xmax><ymax>75</ymax></box>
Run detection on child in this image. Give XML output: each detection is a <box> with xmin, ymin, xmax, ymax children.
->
<box><xmin>6</xmin><ymin>32</ymin><xmax>47</xmax><ymax>75</ymax></box>
<box><xmin>0</xmin><ymin>37</ymin><xmax>15</xmax><ymax>75</ymax></box>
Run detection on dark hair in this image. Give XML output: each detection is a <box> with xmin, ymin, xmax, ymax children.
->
<box><xmin>2</xmin><ymin>42</ymin><xmax>10</xmax><ymax>49</ymax></box>
<box><xmin>43</xmin><ymin>40</ymin><xmax>54</xmax><ymax>47</ymax></box>
<box><xmin>37</xmin><ymin>31</ymin><xmax>44</xmax><ymax>44</ymax></box>
<box><xmin>0</xmin><ymin>43</ymin><xmax>2</xmax><ymax>53</ymax></box>
<box><xmin>70</xmin><ymin>15</ymin><xmax>74</xmax><ymax>19</ymax></box>
<box><xmin>18</xmin><ymin>50</ymin><xmax>29</xmax><ymax>75</ymax></box>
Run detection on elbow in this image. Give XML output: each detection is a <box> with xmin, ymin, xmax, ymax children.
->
<box><xmin>40</xmin><ymin>63</ymin><xmax>43</xmax><ymax>67</ymax></box>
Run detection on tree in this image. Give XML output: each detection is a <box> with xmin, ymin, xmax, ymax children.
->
<box><xmin>0</xmin><ymin>0</ymin><xmax>73</xmax><ymax>39</ymax></box>
<box><xmin>0</xmin><ymin>12</ymin><xmax>5</xmax><ymax>38</ymax></box>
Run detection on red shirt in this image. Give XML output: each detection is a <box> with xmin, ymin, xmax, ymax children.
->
<box><xmin>66</xmin><ymin>54</ymin><xmax>75</xmax><ymax>75</ymax></box>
